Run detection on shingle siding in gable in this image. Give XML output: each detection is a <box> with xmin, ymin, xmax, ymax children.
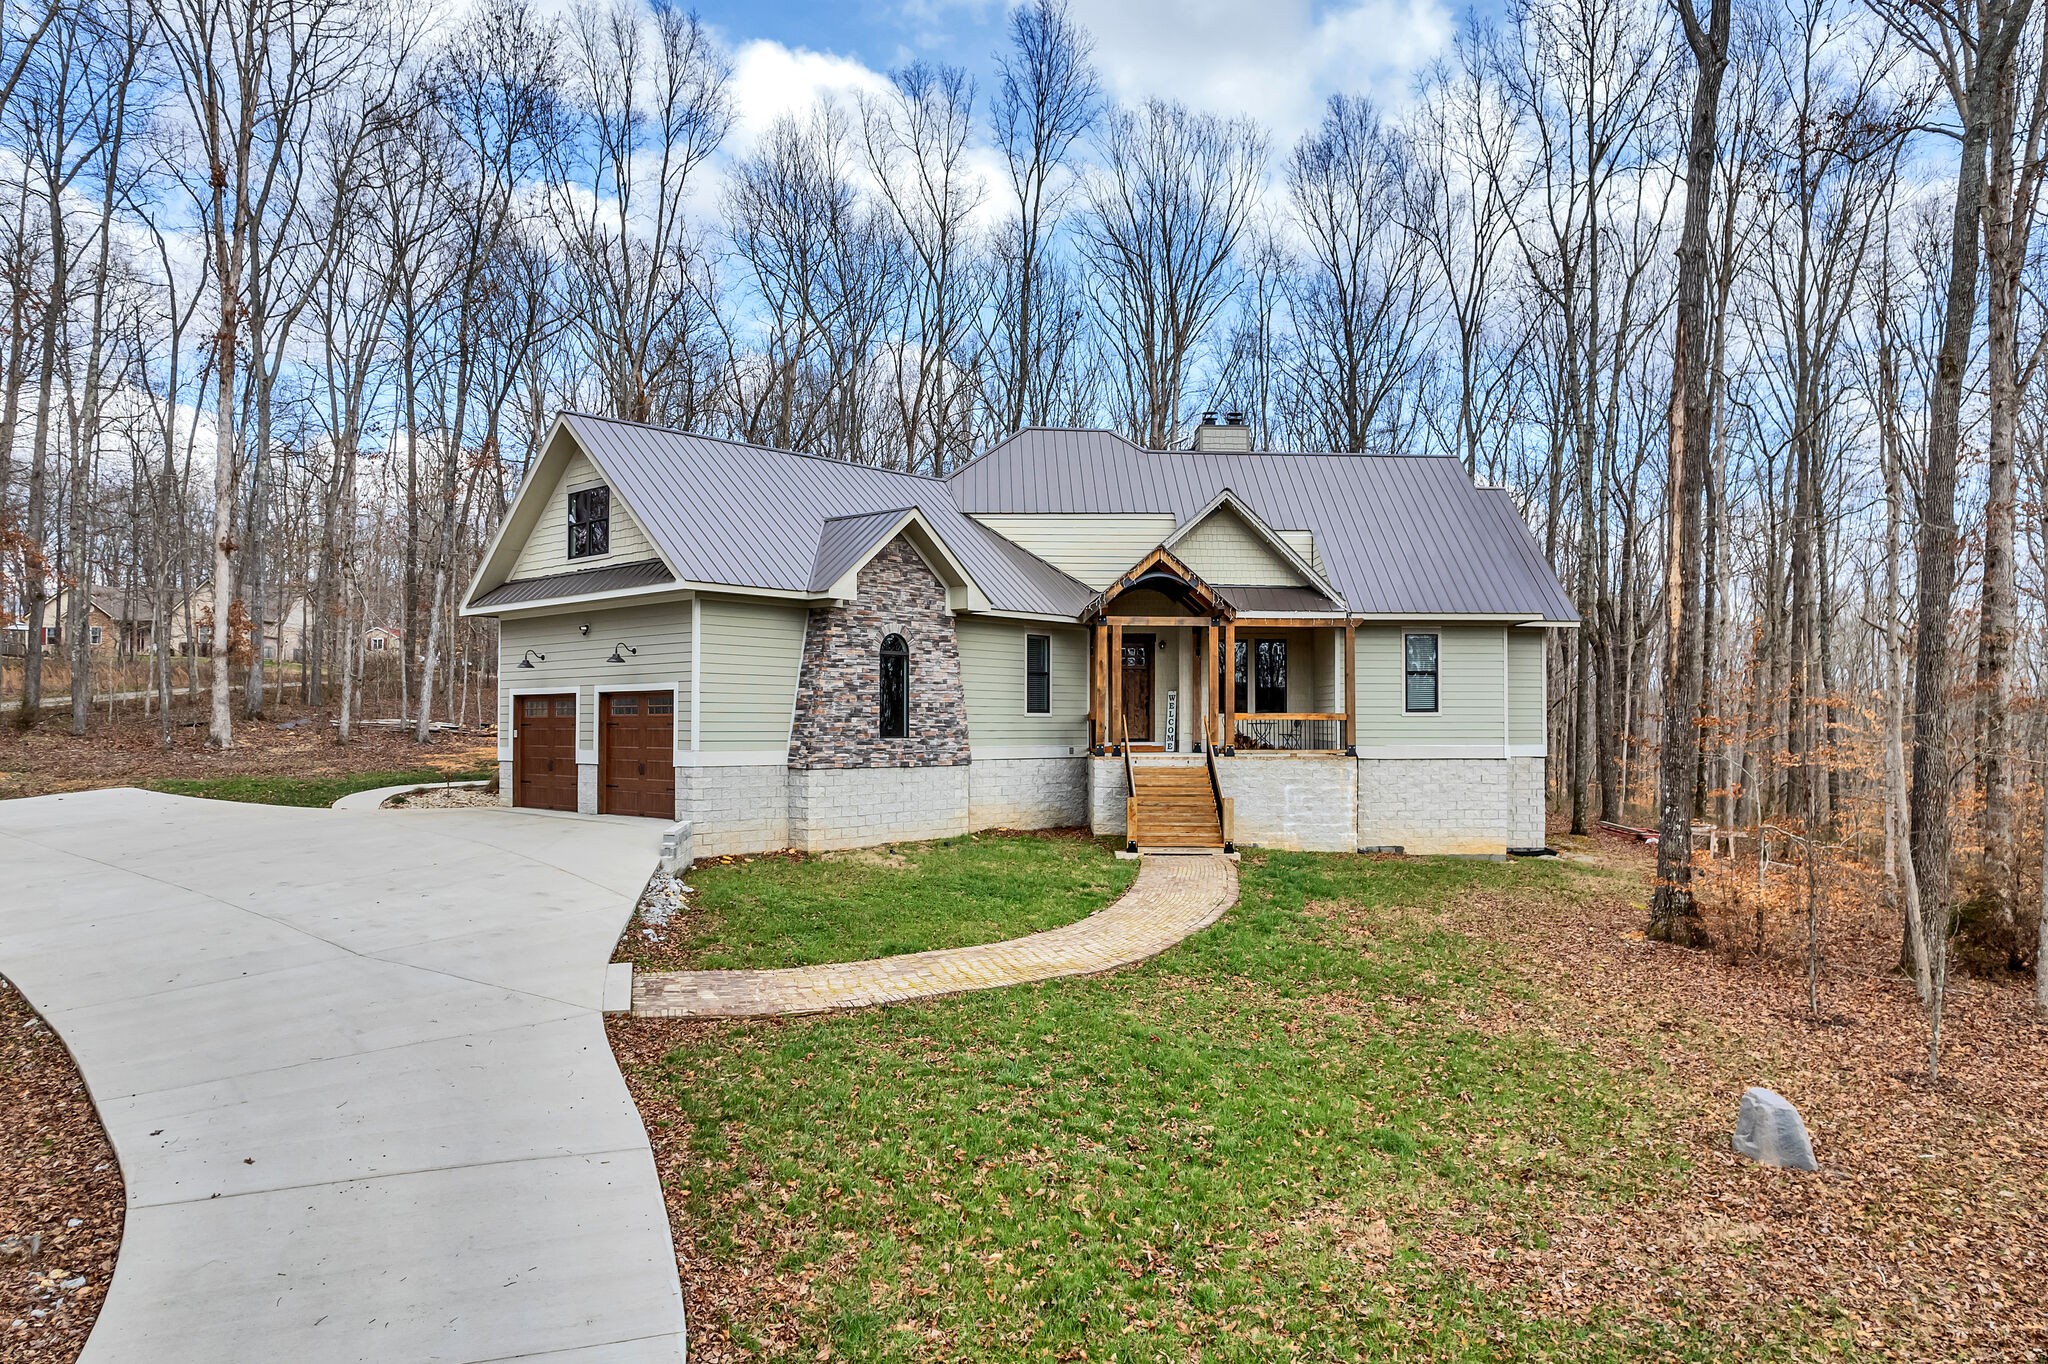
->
<box><xmin>1172</xmin><ymin>507</ymin><xmax>1311</xmax><ymax>587</ymax></box>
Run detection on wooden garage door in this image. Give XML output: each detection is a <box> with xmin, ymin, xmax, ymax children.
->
<box><xmin>514</xmin><ymin>694</ymin><xmax>578</xmax><ymax>811</ymax></box>
<box><xmin>601</xmin><ymin>691</ymin><xmax>675</xmax><ymax>819</ymax></box>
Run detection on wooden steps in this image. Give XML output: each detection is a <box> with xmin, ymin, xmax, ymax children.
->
<box><xmin>1128</xmin><ymin>762</ymin><xmax>1223</xmax><ymax>848</ymax></box>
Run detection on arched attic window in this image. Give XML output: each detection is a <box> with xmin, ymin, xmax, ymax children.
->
<box><xmin>879</xmin><ymin>633</ymin><xmax>909</xmax><ymax>738</ymax></box>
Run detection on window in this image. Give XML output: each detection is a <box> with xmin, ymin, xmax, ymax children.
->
<box><xmin>1233</xmin><ymin>638</ymin><xmax>1288</xmax><ymax>712</ymax></box>
<box><xmin>610</xmin><ymin>695</ymin><xmax>639</xmax><ymax>716</ymax></box>
<box><xmin>567</xmin><ymin>485</ymin><xmax>610</xmax><ymax>560</ymax></box>
<box><xmin>879</xmin><ymin>632</ymin><xmax>909</xmax><ymax>738</ymax></box>
<box><xmin>1404</xmin><ymin>632</ymin><xmax>1439</xmax><ymax>713</ymax></box>
<box><xmin>1025</xmin><ymin>634</ymin><xmax>1051</xmax><ymax>714</ymax></box>
<box><xmin>89</xmin><ymin>625</ymin><xmax>103</xmax><ymax>646</ymax></box>
<box><xmin>370</xmin><ymin>635</ymin><xmax>386</xmax><ymax>651</ymax></box>
<box><xmin>42</xmin><ymin>626</ymin><xmax>57</xmax><ymax>646</ymax></box>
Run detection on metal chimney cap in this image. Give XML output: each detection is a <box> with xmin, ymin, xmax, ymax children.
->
<box><xmin>1223</xmin><ymin>410</ymin><xmax>1247</xmax><ymax>426</ymax></box>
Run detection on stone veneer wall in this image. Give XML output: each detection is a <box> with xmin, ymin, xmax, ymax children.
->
<box><xmin>789</xmin><ymin>536</ymin><xmax>969</xmax><ymax>770</ymax></box>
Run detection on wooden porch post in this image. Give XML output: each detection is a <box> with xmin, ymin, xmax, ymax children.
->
<box><xmin>1092</xmin><ymin>620</ymin><xmax>1108</xmax><ymax>752</ymax></box>
<box><xmin>1195</xmin><ymin>623</ymin><xmax>1210</xmax><ymax>750</ymax></box>
<box><xmin>1343</xmin><ymin>618</ymin><xmax>1358</xmax><ymax>755</ymax></box>
<box><xmin>1109</xmin><ymin>620</ymin><xmax>1124</xmax><ymax>750</ymax></box>
<box><xmin>1221</xmin><ymin>620</ymin><xmax>1236</xmax><ymax>752</ymax></box>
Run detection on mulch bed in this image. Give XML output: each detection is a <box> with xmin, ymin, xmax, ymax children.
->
<box><xmin>0</xmin><ymin>978</ymin><xmax>123</xmax><ymax>1364</ymax></box>
<box><xmin>1431</xmin><ymin>829</ymin><xmax>2048</xmax><ymax>1363</ymax></box>
<box><xmin>0</xmin><ymin>703</ymin><xmax>495</xmax><ymax>800</ymax></box>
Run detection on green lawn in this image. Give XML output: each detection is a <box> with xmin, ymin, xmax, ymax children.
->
<box><xmin>146</xmin><ymin>766</ymin><xmax>495</xmax><ymax>808</ymax></box>
<box><xmin>670</xmin><ymin>831</ymin><xmax>1137</xmax><ymax>969</ymax></box>
<box><xmin>625</xmin><ymin>850</ymin><xmax>1851</xmax><ymax>1361</ymax></box>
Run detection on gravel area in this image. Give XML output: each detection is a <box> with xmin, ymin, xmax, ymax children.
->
<box><xmin>382</xmin><ymin>784</ymin><xmax>501</xmax><ymax>809</ymax></box>
<box><xmin>0</xmin><ymin>977</ymin><xmax>122</xmax><ymax>1364</ymax></box>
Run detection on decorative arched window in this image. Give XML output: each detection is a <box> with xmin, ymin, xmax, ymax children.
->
<box><xmin>879</xmin><ymin>633</ymin><xmax>909</xmax><ymax>738</ymax></box>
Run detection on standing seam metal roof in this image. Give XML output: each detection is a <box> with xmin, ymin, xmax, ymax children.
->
<box><xmin>513</xmin><ymin>415</ymin><xmax>1575</xmax><ymax>623</ymax></box>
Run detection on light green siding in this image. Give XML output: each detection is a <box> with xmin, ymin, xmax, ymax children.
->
<box><xmin>1508</xmin><ymin>628</ymin><xmax>1546</xmax><ymax>748</ymax></box>
<box><xmin>697</xmin><ymin>596</ymin><xmax>808</xmax><ymax>751</ymax></box>
<box><xmin>498</xmin><ymin>600</ymin><xmax>692</xmax><ymax>752</ymax></box>
<box><xmin>968</xmin><ymin>513</ymin><xmax>1176</xmax><ymax>589</ymax></box>
<box><xmin>1172</xmin><ymin>506</ymin><xmax>1309</xmax><ymax>586</ymax></box>
<box><xmin>957</xmin><ymin>617</ymin><xmax>1090</xmax><ymax>749</ymax></box>
<box><xmin>1352</xmin><ymin>623</ymin><xmax>1507</xmax><ymax>750</ymax></box>
<box><xmin>508</xmin><ymin>449</ymin><xmax>658</xmax><ymax>581</ymax></box>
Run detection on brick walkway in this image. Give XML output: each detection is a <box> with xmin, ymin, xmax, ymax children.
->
<box><xmin>631</xmin><ymin>851</ymin><xmax>1237</xmax><ymax>1018</ymax></box>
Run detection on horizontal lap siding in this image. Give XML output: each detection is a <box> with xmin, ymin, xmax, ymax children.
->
<box><xmin>698</xmin><ymin>597</ymin><xmax>807</xmax><ymax>751</ymax></box>
<box><xmin>957</xmin><ymin>618</ymin><xmax>1090</xmax><ymax>748</ymax></box>
<box><xmin>498</xmin><ymin>601</ymin><xmax>693</xmax><ymax>752</ymax></box>
<box><xmin>968</xmin><ymin>514</ymin><xmax>1176</xmax><ymax>589</ymax></box>
<box><xmin>508</xmin><ymin>450</ymin><xmax>657</xmax><ymax>581</ymax></box>
<box><xmin>1352</xmin><ymin>623</ymin><xmax>1505</xmax><ymax>748</ymax></box>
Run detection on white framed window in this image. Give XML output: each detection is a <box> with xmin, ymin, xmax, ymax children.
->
<box><xmin>89</xmin><ymin>625</ymin><xmax>103</xmax><ymax>646</ymax></box>
<box><xmin>1403</xmin><ymin>632</ymin><xmax>1439</xmax><ymax>714</ymax></box>
<box><xmin>370</xmin><ymin>635</ymin><xmax>386</xmax><ymax>651</ymax></box>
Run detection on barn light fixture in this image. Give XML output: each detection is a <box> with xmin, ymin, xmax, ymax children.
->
<box><xmin>606</xmin><ymin>642</ymin><xmax>637</xmax><ymax>664</ymax></box>
<box><xmin>517</xmin><ymin>649</ymin><xmax>545</xmax><ymax>669</ymax></box>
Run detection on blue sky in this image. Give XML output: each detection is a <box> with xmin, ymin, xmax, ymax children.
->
<box><xmin>683</xmin><ymin>0</ymin><xmax>1464</xmax><ymax>152</ymax></box>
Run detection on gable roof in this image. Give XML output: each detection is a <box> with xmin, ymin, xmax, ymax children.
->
<box><xmin>947</xmin><ymin>429</ymin><xmax>1577</xmax><ymax>621</ymax></box>
<box><xmin>464</xmin><ymin>415</ymin><xmax>1577</xmax><ymax>624</ymax></box>
<box><xmin>1161</xmin><ymin>490</ymin><xmax>1342</xmax><ymax>604</ymax></box>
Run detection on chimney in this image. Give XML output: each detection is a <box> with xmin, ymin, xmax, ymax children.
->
<box><xmin>1189</xmin><ymin>409</ymin><xmax>1253</xmax><ymax>453</ymax></box>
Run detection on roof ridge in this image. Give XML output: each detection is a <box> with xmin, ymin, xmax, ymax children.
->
<box><xmin>559</xmin><ymin>410</ymin><xmax>945</xmax><ymax>482</ymax></box>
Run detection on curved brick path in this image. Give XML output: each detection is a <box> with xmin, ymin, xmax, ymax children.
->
<box><xmin>631</xmin><ymin>851</ymin><xmax>1237</xmax><ymax>1018</ymax></box>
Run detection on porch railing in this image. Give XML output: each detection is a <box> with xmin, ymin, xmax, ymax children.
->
<box><xmin>1229</xmin><ymin>713</ymin><xmax>1348</xmax><ymax>753</ymax></box>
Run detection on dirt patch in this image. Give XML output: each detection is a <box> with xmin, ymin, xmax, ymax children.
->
<box><xmin>1429</xmin><ymin>829</ymin><xmax>2048</xmax><ymax>1363</ymax></box>
<box><xmin>0</xmin><ymin>703</ymin><xmax>494</xmax><ymax>800</ymax></box>
<box><xmin>0</xmin><ymin>978</ymin><xmax>122</xmax><ymax>1364</ymax></box>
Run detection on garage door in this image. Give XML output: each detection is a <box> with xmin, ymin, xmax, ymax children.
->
<box><xmin>514</xmin><ymin>694</ymin><xmax>578</xmax><ymax>811</ymax></box>
<box><xmin>601</xmin><ymin>691</ymin><xmax>675</xmax><ymax>819</ymax></box>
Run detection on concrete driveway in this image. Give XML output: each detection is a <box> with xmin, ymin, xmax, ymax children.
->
<box><xmin>0</xmin><ymin>788</ymin><xmax>685</xmax><ymax>1364</ymax></box>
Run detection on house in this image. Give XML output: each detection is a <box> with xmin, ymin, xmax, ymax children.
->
<box><xmin>8</xmin><ymin>587</ymin><xmax>129</xmax><ymax>655</ymax></box>
<box><xmin>462</xmin><ymin>412</ymin><xmax>1577</xmax><ymax>856</ymax></box>
<box><xmin>364</xmin><ymin>625</ymin><xmax>403</xmax><ymax>655</ymax></box>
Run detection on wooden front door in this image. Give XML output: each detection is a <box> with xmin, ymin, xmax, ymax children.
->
<box><xmin>1120</xmin><ymin>633</ymin><xmax>1155</xmax><ymax>746</ymax></box>
<box><xmin>514</xmin><ymin>694</ymin><xmax>577</xmax><ymax>812</ymax></box>
<box><xmin>601</xmin><ymin>691</ymin><xmax>675</xmax><ymax>819</ymax></box>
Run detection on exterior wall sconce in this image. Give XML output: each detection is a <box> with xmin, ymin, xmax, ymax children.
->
<box><xmin>606</xmin><ymin>642</ymin><xmax>638</xmax><ymax>664</ymax></box>
<box><xmin>517</xmin><ymin>649</ymin><xmax>545</xmax><ymax>669</ymax></box>
<box><xmin>578</xmin><ymin>621</ymin><xmax>591</xmax><ymax>636</ymax></box>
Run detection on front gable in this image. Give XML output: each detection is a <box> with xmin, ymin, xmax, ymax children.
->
<box><xmin>1161</xmin><ymin>493</ymin><xmax>1340</xmax><ymax>603</ymax></box>
<box><xmin>464</xmin><ymin>423</ymin><xmax>678</xmax><ymax>614</ymax></box>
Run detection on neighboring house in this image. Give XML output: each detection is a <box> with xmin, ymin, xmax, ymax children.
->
<box><xmin>364</xmin><ymin>625</ymin><xmax>403</xmax><ymax>655</ymax></box>
<box><xmin>15</xmin><ymin>588</ymin><xmax>126</xmax><ymax>654</ymax></box>
<box><xmin>462</xmin><ymin>411</ymin><xmax>1578</xmax><ymax>856</ymax></box>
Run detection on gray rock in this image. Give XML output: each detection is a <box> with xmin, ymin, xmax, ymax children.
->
<box><xmin>0</xmin><ymin>1234</ymin><xmax>40</xmax><ymax>1263</ymax></box>
<box><xmin>1733</xmin><ymin>1087</ymin><xmax>1818</xmax><ymax>1171</ymax></box>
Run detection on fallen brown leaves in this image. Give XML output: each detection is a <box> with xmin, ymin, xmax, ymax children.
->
<box><xmin>1431</xmin><ymin>829</ymin><xmax>2048</xmax><ymax>1362</ymax></box>
<box><xmin>0</xmin><ymin>978</ymin><xmax>122</xmax><ymax>1364</ymax></box>
<box><xmin>0</xmin><ymin>702</ymin><xmax>495</xmax><ymax>799</ymax></box>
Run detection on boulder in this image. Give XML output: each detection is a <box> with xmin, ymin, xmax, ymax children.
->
<box><xmin>1732</xmin><ymin>1087</ymin><xmax>1817</xmax><ymax>1171</ymax></box>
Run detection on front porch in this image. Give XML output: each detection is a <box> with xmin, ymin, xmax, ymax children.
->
<box><xmin>1081</xmin><ymin>548</ymin><xmax>1357</xmax><ymax>758</ymax></box>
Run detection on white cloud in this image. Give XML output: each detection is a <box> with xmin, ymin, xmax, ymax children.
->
<box><xmin>724</xmin><ymin>39</ymin><xmax>895</xmax><ymax>154</ymax></box>
<box><xmin>1063</xmin><ymin>0</ymin><xmax>1454</xmax><ymax>145</ymax></box>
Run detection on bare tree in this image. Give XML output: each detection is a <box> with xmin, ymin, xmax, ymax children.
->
<box><xmin>1076</xmin><ymin>98</ymin><xmax>1265</xmax><ymax>449</ymax></box>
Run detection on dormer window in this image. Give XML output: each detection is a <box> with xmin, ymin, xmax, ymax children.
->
<box><xmin>568</xmin><ymin>486</ymin><xmax>610</xmax><ymax>560</ymax></box>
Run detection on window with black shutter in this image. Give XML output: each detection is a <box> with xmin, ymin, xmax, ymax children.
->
<box><xmin>1025</xmin><ymin>634</ymin><xmax>1051</xmax><ymax>714</ymax></box>
<box><xmin>567</xmin><ymin>486</ymin><xmax>610</xmax><ymax>560</ymax></box>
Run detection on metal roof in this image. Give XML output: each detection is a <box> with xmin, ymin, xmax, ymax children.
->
<box><xmin>1215</xmin><ymin>585</ymin><xmax>1349</xmax><ymax>615</ymax></box>
<box><xmin>560</xmin><ymin>414</ymin><xmax>1094</xmax><ymax>617</ymax></box>
<box><xmin>471</xmin><ymin>558</ymin><xmax>673</xmax><ymax>609</ymax></box>
<box><xmin>946</xmin><ymin>429</ymin><xmax>1578</xmax><ymax>621</ymax></box>
<box><xmin>478</xmin><ymin>415</ymin><xmax>1574</xmax><ymax>624</ymax></box>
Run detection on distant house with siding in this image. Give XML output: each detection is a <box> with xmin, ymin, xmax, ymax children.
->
<box><xmin>462</xmin><ymin>412</ymin><xmax>1577</xmax><ymax>856</ymax></box>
